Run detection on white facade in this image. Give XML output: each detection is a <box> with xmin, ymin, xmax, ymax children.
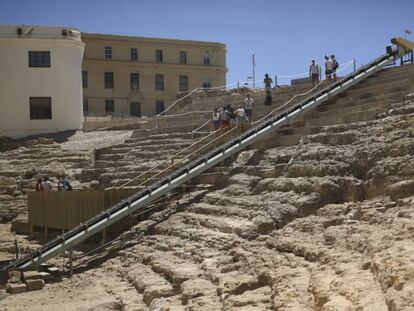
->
<box><xmin>0</xmin><ymin>25</ymin><xmax>85</xmax><ymax>138</ymax></box>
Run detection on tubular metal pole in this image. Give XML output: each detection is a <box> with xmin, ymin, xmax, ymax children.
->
<box><xmin>69</xmin><ymin>248</ymin><xmax>73</xmax><ymax>278</ymax></box>
<box><xmin>252</xmin><ymin>54</ymin><xmax>256</xmax><ymax>88</ymax></box>
<box><xmin>274</xmin><ymin>75</ymin><xmax>277</xmax><ymax>88</ymax></box>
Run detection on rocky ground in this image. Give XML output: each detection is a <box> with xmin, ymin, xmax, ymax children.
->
<box><xmin>1</xmin><ymin>95</ymin><xmax>414</xmax><ymax>310</ymax></box>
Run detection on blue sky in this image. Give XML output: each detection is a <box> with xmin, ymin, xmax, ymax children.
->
<box><xmin>1</xmin><ymin>0</ymin><xmax>413</xmax><ymax>86</ymax></box>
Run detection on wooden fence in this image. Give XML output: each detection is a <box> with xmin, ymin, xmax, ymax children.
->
<box><xmin>28</xmin><ymin>189</ymin><xmax>137</xmax><ymax>236</ymax></box>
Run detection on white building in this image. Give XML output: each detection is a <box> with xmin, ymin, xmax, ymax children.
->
<box><xmin>0</xmin><ymin>25</ymin><xmax>85</xmax><ymax>138</ymax></box>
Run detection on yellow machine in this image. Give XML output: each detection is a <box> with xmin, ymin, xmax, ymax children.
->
<box><xmin>390</xmin><ymin>37</ymin><xmax>414</xmax><ymax>55</ymax></box>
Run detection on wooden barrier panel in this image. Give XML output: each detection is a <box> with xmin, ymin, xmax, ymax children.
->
<box><xmin>28</xmin><ymin>189</ymin><xmax>137</xmax><ymax>234</ymax></box>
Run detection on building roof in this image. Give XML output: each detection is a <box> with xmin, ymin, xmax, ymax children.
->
<box><xmin>0</xmin><ymin>25</ymin><xmax>82</xmax><ymax>42</ymax></box>
<box><xmin>82</xmin><ymin>32</ymin><xmax>226</xmax><ymax>49</ymax></box>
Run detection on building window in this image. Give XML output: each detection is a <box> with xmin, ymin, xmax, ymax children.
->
<box><xmin>28</xmin><ymin>51</ymin><xmax>50</xmax><ymax>67</ymax></box>
<box><xmin>82</xmin><ymin>71</ymin><xmax>88</xmax><ymax>88</ymax></box>
<box><xmin>155</xmin><ymin>50</ymin><xmax>163</xmax><ymax>63</ymax></box>
<box><xmin>155</xmin><ymin>101</ymin><xmax>165</xmax><ymax>115</ymax></box>
<box><xmin>130</xmin><ymin>73</ymin><xmax>139</xmax><ymax>89</ymax></box>
<box><xmin>180</xmin><ymin>51</ymin><xmax>187</xmax><ymax>64</ymax></box>
<box><xmin>104</xmin><ymin>46</ymin><xmax>112</xmax><ymax>59</ymax></box>
<box><xmin>179</xmin><ymin>75</ymin><xmax>188</xmax><ymax>92</ymax></box>
<box><xmin>155</xmin><ymin>74</ymin><xmax>164</xmax><ymax>91</ymax></box>
<box><xmin>30</xmin><ymin>97</ymin><xmax>52</xmax><ymax>119</ymax></box>
<box><xmin>203</xmin><ymin>53</ymin><xmax>211</xmax><ymax>65</ymax></box>
<box><xmin>131</xmin><ymin>48</ymin><xmax>138</xmax><ymax>61</ymax></box>
<box><xmin>104</xmin><ymin>72</ymin><xmax>114</xmax><ymax>88</ymax></box>
<box><xmin>105</xmin><ymin>99</ymin><xmax>114</xmax><ymax>114</ymax></box>
<box><xmin>202</xmin><ymin>77</ymin><xmax>212</xmax><ymax>88</ymax></box>
<box><xmin>130</xmin><ymin>102</ymin><xmax>141</xmax><ymax>117</ymax></box>
<box><xmin>83</xmin><ymin>98</ymin><xmax>89</xmax><ymax>116</ymax></box>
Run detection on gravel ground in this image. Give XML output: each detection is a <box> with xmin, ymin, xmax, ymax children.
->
<box><xmin>60</xmin><ymin>130</ymin><xmax>133</xmax><ymax>151</ymax></box>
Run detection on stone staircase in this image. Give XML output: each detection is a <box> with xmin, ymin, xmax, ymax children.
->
<box><xmin>82</xmin><ymin>132</ymin><xmax>204</xmax><ymax>189</ymax></box>
<box><xmin>137</xmin><ymin>83</ymin><xmax>320</xmax><ymax>132</ymax></box>
<box><xmin>133</xmin><ymin>64</ymin><xmax>414</xmax><ymax>135</ymax></box>
<box><xmin>85</xmin><ymin>64</ymin><xmax>414</xmax><ymax>192</ymax></box>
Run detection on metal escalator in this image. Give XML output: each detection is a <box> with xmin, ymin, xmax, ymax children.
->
<box><xmin>3</xmin><ymin>38</ymin><xmax>413</xmax><ymax>271</ymax></box>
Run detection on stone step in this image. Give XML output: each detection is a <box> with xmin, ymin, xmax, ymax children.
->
<box><xmin>330</xmin><ymin>81</ymin><xmax>412</xmax><ymax>104</ymax></box>
<box><xmin>306</xmin><ymin>100</ymin><xmax>390</xmax><ymax>122</ymax></box>
<box><xmin>124</xmin><ymin>137</ymin><xmax>195</xmax><ymax>146</ymax></box>
<box><xmin>100</xmin><ymin>143</ymin><xmax>193</xmax><ymax>156</ymax></box>
<box><xmin>254</xmin><ymin>107</ymin><xmax>388</xmax><ymax>149</ymax></box>
<box><xmin>130</xmin><ymin>131</ymin><xmax>199</xmax><ymax>140</ymax></box>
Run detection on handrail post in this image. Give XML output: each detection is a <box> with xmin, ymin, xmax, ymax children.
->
<box><xmin>353</xmin><ymin>59</ymin><xmax>356</xmax><ymax>72</ymax></box>
<box><xmin>69</xmin><ymin>248</ymin><xmax>73</xmax><ymax>278</ymax></box>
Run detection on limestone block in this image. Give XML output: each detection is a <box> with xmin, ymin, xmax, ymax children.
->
<box><xmin>386</xmin><ymin>180</ymin><xmax>414</xmax><ymax>200</ymax></box>
<box><xmin>180</xmin><ymin>278</ymin><xmax>216</xmax><ymax>304</ymax></box>
<box><xmin>143</xmin><ymin>284</ymin><xmax>174</xmax><ymax>306</ymax></box>
<box><xmin>22</xmin><ymin>270</ymin><xmax>42</xmax><ymax>281</ymax></box>
<box><xmin>26</xmin><ymin>279</ymin><xmax>45</xmax><ymax>291</ymax></box>
<box><xmin>46</xmin><ymin>267</ymin><xmax>61</xmax><ymax>277</ymax></box>
<box><xmin>8</xmin><ymin>270</ymin><xmax>21</xmax><ymax>283</ymax></box>
<box><xmin>6</xmin><ymin>282</ymin><xmax>27</xmax><ymax>294</ymax></box>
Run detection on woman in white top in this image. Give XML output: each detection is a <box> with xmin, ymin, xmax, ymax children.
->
<box><xmin>212</xmin><ymin>108</ymin><xmax>220</xmax><ymax>130</ymax></box>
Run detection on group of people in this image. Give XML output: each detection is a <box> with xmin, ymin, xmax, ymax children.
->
<box><xmin>212</xmin><ymin>87</ymin><xmax>274</xmax><ymax>131</ymax></box>
<box><xmin>212</xmin><ymin>96</ymin><xmax>250</xmax><ymax>131</ymax></box>
<box><xmin>35</xmin><ymin>175</ymin><xmax>73</xmax><ymax>192</ymax></box>
<box><xmin>309</xmin><ymin>55</ymin><xmax>339</xmax><ymax>86</ymax></box>
<box><xmin>212</xmin><ymin>61</ymin><xmax>349</xmax><ymax>130</ymax></box>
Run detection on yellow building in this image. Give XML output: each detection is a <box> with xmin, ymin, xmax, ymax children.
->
<box><xmin>81</xmin><ymin>33</ymin><xmax>227</xmax><ymax>117</ymax></box>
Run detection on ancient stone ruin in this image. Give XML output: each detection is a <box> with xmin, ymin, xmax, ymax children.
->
<box><xmin>1</xmin><ymin>64</ymin><xmax>414</xmax><ymax>310</ymax></box>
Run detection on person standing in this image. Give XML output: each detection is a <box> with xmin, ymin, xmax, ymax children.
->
<box><xmin>263</xmin><ymin>74</ymin><xmax>273</xmax><ymax>91</ymax></box>
<box><xmin>244</xmin><ymin>94</ymin><xmax>254</xmax><ymax>121</ymax></box>
<box><xmin>324</xmin><ymin>55</ymin><xmax>333</xmax><ymax>83</ymax></box>
<box><xmin>309</xmin><ymin>60</ymin><xmax>320</xmax><ymax>86</ymax></box>
<box><xmin>35</xmin><ymin>178</ymin><xmax>44</xmax><ymax>192</ymax></box>
<box><xmin>212</xmin><ymin>108</ymin><xmax>220</xmax><ymax>131</ymax></box>
<box><xmin>219</xmin><ymin>106</ymin><xmax>231</xmax><ymax>130</ymax></box>
<box><xmin>63</xmin><ymin>175</ymin><xmax>73</xmax><ymax>191</ymax></box>
<box><xmin>42</xmin><ymin>176</ymin><xmax>52</xmax><ymax>192</ymax></box>
<box><xmin>331</xmin><ymin>55</ymin><xmax>339</xmax><ymax>81</ymax></box>
<box><xmin>58</xmin><ymin>175</ymin><xmax>66</xmax><ymax>191</ymax></box>
<box><xmin>235</xmin><ymin>105</ymin><xmax>249</xmax><ymax>131</ymax></box>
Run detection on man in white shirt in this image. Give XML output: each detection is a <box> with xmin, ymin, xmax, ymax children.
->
<box><xmin>244</xmin><ymin>94</ymin><xmax>254</xmax><ymax>121</ymax></box>
<box><xmin>235</xmin><ymin>106</ymin><xmax>249</xmax><ymax>131</ymax></box>
<box><xmin>324</xmin><ymin>55</ymin><xmax>333</xmax><ymax>83</ymax></box>
<box><xmin>309</xmin><ymin>59</ymin><xmax>320</xmax><ymax>87</ymax></box>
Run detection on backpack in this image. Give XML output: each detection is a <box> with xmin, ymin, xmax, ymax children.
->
<box><xmin>333</xmin><ymin>60</ymin><xmax>339</xmax><ymax>70</ymax></box>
